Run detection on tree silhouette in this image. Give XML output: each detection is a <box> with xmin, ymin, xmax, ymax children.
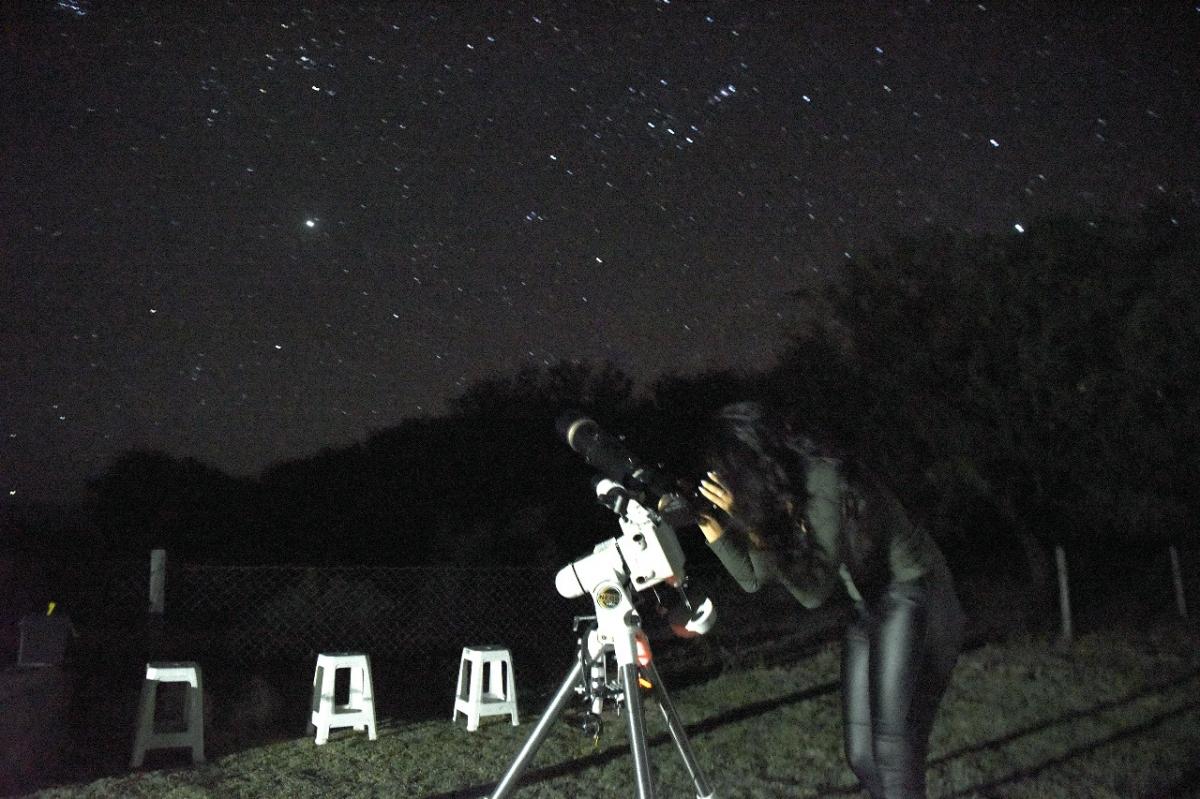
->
<box><xmin>782</xmin><ymin>211</ymin><xmax>1200</xmax><ymax>599</ymax></box>
<box><xmin>442</xmin><ymin>360</ymin><xmax>644</xmax><ymax>564</ymax></box>
<box><xmin>88</xmin><ymin>450</ymin><xmax>257</xmax><ymax>558</ymax></box>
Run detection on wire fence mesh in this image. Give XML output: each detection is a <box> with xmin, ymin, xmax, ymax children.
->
<box><xmin>168</xmin><ymin>563</ymin><xmax>573</xmax><ymax>663</ymax></box>
<box><xmin>3</xmin><ymin>541</ymin><xmax>1195</xmax><ymax>679</ymax></box>
<box><xmin>2</xmin><ymin>552</ymin><xmax>824</xmax><ymax>678</ymax></box>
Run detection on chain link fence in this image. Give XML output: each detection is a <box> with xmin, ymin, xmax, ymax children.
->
<box><xmin>5</xmin><ymin>541</ymin><xmax>1192</xmax><ymax>680</ymax></box>
<box><xmin>160</xmin><ymin>560</ymin><xmax>825</xmax><ymax>677</ymax></box>
<box><xmin>3</xmin><ymin>552</ymin><xmax>835</xmax><ymax>691</ymax></box>
<box><xmin>169</xmin><ymin>563</ymin><xmax>571</xmax><ymax>663</ymax></box>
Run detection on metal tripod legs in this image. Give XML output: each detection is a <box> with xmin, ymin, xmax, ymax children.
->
<box><xmin>488</xmin><ymin>658</ymin><xmax>585</xmax><ymax>799</ymax></box>
<box><xmin>645</xmin><ymin>661</ymin><xmax>712</xmax><ymax>798</ymax></box>
<box><xmin>487</xmin><ymin>656</ymin><xmax>713</xmax><ymax>799</ymax></box>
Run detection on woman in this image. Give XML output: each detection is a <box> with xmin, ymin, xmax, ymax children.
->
<box><xmin>697</xmin><ymin>402</ymin><xmax>964</xmax><ymax>799</ymax></box>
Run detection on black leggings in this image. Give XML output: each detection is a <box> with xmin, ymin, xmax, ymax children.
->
<box><xmin>842</xmin><ymin>578</ymin><xmax>964</xmax><ymax>799</ymax></box>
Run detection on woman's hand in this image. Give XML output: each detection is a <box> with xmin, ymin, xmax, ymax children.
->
<box><xmin>696</xmin><ymin>471</ymin><xmax>734</xmax><ymax>543</ymax></box>
<box><xmin>699</xmin><ymin>471</ymin><xmax>735</xmax><ymax>514</ymax></box>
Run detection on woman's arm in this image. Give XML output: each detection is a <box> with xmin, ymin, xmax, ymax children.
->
<box><xmin>697</xmin><ymin>466</ymin><xmax>844</xmax><ymax>606</ymax></box>
<box><xmin>697</xmin><ymin>472</ymin><xmax>767</xmax><ymax>592</ymax></box>
<box><xmin>709</xmin><ymin>461</ymin><xmax>844</xmax><ymax>608</ymax></box>
<box><xmin>708</xmin><ymin>533</ymin><xmax>765</xmax><ymax>592</ymax></box>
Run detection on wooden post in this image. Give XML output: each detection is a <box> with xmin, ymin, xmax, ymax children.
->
<box><xmin>149</xmin><ymin>549</ymin><xmax>166</xmax><ymax>615</ymax></box>
<box><xmin>1055</xmin><ymin>544</ymin><xmax>1072</xmax><ymax>643</ymax></box>
<box><xmin>1169</xmin><ymin>545</ymin><xmax>1188</xmax><ymax>619</ymax></box>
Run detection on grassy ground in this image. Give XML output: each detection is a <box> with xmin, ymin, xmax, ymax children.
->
<box><xmin>16</xmin><ymin>619</ymin><xmax>1200</xmax><ymax>799</ymax></box>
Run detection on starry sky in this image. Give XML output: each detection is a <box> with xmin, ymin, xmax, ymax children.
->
<box><xmin>2</xmin><ymin>0</ymin><xmax>1197</xmax><ymax>502</ymax></box>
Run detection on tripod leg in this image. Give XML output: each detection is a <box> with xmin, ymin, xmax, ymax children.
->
<box><xmin>644</xmin><ymin>662</ymin><xmax>714</xmax><ymax>799</ymax></box>
<box><xmin>488</xmin><ymin>659</ymin><xmax>584</xmax><ymax>799</ymax></box>
<box><xmin>620</xmin><ymin>662</ymin><xmax>655</xmax><ymax>799</ymax></box>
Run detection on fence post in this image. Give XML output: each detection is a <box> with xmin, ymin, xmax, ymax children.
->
<box><xmin>1169</xmin><ymin>545</ymin><xmax>1188</xmax><ymax>620</ymax></box>
<box><xmin>1055</xmin><ymin>544</ymin><xmax>1072</xmax><ymax>643</ymax></box>
<box><xmin>148</xmin><ymin>548</ymin><xmax>167</xmax><ymax>657</ymax></box>
<box><xmin>149</xmin><ymin>548</ymin><xmax>167</xmax><ymax>615</ymax></box>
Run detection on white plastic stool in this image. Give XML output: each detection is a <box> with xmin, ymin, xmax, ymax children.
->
<box><xmin>130</xmin><ymin>661</ymin><xmax>205</xmax><ymax>767</ymax></box>
<box><xmin>453</xmin><ymin>645</ymin><xmax>519</xmax><ymax>731</ymax></box>
<box><xmin>309</xmin><ymin>652</ymin><xmax>377</xmax><ymax>745</ymax></box>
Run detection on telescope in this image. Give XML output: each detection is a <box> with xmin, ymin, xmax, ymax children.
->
<box><xmin>556</xmin><ymin>414</ymin><xmax>678</xmax><ymax>500</ymax></box>
<box><xmin>554</xmin><ymin>412</ymin><xmax>715</xmax><ymax>630</ymax></box>
<box><xmin>557</xmin><ymin>412</ymin><xmax>717</xmax><ymax>528</ymax></box>
<box><xmin>487</xmin><ymin>413</ymin><xmax>716</xmax><ymax>799</ymax></box>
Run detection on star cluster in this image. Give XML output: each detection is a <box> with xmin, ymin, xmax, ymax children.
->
<box><xmin>2</xmin><ymin>0</ymin><xmax>1197</xmax><ymax>500</ymax></box>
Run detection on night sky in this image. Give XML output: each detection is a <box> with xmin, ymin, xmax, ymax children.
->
<box><xmin>3</xmin><ymin>1</ymin><xmax>1197</xmax><ymax>502</ymax></box>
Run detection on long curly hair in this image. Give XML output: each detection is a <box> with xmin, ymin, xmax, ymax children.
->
<box><xmin>704</xmin><ymin>401</ymin><xmax>818</xmax><ymax>554</ymax></box>
<box><xmin>707</xmin><ymin>401</ymin><xmax>897</xmax><ymax>597</ymax></box>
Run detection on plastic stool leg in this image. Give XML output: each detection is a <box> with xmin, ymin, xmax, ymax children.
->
<box><xmin>314</xmin><ymin>666</ymin><xmax>335</xmax><ymax>745</ymax></box>
<box><xmin>453</xmin><ymin>654</ymin><xmax>468</xmax><ymax>721</ymax></box>
<box><xmin>467</xmin><ymin>658</ymin><xmax>483</xmax><ymax>731</ymax></box>
<box><xmin>506</xmin><ymin>661</ymin><xmax>520</xmax><ymax>726</ymax></box>
<box><xmin>188</xmin><ymin>670</ymin><xmax>205</xmax><ymax>764</ymax></box>
<box><xmin>350</xmin><ymin>664</ymin><xmax>365</xmax><ymax>731</ymax></box>
<box><xmin>309</xmin><ymin>664</ymin><xmax>324</xmax><ymax>735</ymax></box>
<box><xmin>362</xmin><ymin>659</ymin><xmax>378</xmax><ymax>740</ymax></box>
<box><xmin>130</xmin><ymin>678</ymin><xmax>157</xmax><ymax>767</ymax></box>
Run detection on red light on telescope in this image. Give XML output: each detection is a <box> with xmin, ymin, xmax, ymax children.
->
<box><xmin>635</xmin><ymin>631</ymin><xmax>652</xmax><ymax>667</ymax></box>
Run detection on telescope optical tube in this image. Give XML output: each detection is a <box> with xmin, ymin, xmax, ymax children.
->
<box><xmin>556</xmin><ymin>412</ymin><xmax>676</xmax><ymax>499</ymax></box>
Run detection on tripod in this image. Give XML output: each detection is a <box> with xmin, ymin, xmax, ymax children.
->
<box><xmin>487</xmin><ymin>576</ymin><xmax>714</xmax><ymax>799</ymax></box>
